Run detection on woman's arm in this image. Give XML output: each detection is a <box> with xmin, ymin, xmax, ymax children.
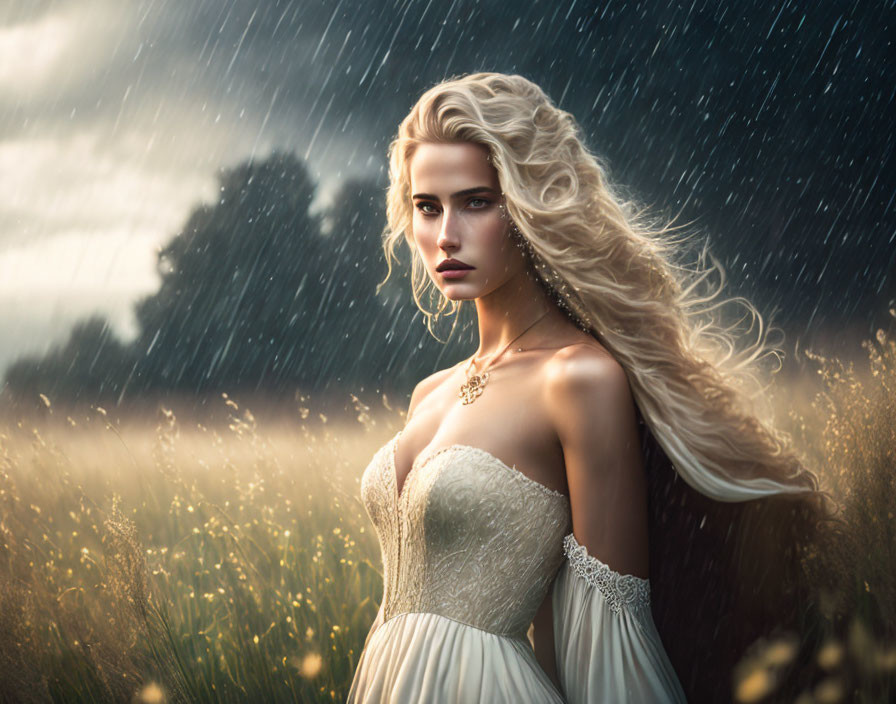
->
<box><xmin>543</xmin><ymin>347</ymin><xmax>649</xmax><ymax>579</ymax></box>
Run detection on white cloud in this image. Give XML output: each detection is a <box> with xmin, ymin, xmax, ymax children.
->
<box><xmin>0</xmin><ymin>1</ymin><xmax>128</xmax><ymax>100</ymax></box>
<box><xmin>0</xmin><ymin>132</ymin><xmax>217</xmax><ymax>248</ymax></box>
<box><xmin>0</xmin><ymin>228</ymin><xmax>161</xmax><ymax>296</ymax></box>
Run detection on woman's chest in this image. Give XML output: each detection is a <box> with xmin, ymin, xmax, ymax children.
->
<box><xmin>395</xmin><ymin>367</ymin><xmax>568</xmax><ymax>499</ymax></box>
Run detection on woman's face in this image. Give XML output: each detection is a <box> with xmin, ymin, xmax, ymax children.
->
<box><xmin>408</xmin><ymin>142</ymin><xmax>528</xmax><ymax>300</ymax></box>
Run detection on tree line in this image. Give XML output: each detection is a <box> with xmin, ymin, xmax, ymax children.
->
<box><xmin>3</xmin><ymin>151</ymin><xmax>473</xmax><ymax>405</ymax></box>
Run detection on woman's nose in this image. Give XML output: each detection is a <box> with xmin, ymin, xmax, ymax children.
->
<box><xmin>436</xmin><ymin>209</ymin><xmax>460</xmax><ymax>250</ymax></box>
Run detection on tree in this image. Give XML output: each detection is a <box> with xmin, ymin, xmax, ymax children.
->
<box><xmin>4</xmin><ymin>315</ymin><xmax>132</xmax><ymax>401</ymax></box>
<box><xmin>128</xmin><ymin>150</ymin><xmax>324</xmax><ymax>393</ymax></box>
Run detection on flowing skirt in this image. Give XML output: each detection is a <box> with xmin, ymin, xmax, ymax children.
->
<box><xmin>347</xmin><ymin>611</ymin><xmax>565</xmax><ymax>703</ymax></box>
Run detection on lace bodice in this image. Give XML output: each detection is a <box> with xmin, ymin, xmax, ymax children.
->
<box><xmin>361</xmin><ymin>431</ymin><xmax>572</xmax><ymax>640</ymax></box>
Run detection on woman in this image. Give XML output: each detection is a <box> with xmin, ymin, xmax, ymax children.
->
<box><xmin>347</xmin><ymin>72</ymin><xmax>832</xmax><ymax>703</ymax></box>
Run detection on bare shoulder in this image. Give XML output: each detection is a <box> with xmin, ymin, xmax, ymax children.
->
<box><xmin>542</xmin><ymin>342</ymin><xmax>632</xmax><ymax>415</ymax></box>
<box><xmin>406</xmin><ymin>365</ymin><xmax>458</xmax><ymax>422</ymax></box>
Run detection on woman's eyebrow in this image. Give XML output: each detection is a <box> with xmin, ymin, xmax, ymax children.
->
<box><xmin>411</xmin><ymin>186</ymin><xmax>499</xmax><ymax>200</ymax></box>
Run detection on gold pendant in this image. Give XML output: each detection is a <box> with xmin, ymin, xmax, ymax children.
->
<box><xmin>459</xmin><ymin>372</ymin><xmax>489</xmax><ymax>405</ymax></box>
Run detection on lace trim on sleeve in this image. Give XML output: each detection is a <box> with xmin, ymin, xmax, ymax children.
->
<box><xmin>562</xmin><ymin>532</ymin><xmax>651</xmax><ymax>616</ymax></box>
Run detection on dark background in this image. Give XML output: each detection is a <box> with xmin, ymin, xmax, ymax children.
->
<box><xmin>2</xmin><ymin>0</ymin><xmax>893</xmax><ymax>407</ymax></box>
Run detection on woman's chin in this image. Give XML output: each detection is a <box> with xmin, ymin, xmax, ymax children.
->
<box><xmin>442</xmin><ymin>290</ymin><xmax>476</xmax><ymax>301</ymax></box>
<box><xmin>439</xmin><ymin>284</ymin><xmax>480</xmax><ymax>301</ymax></box>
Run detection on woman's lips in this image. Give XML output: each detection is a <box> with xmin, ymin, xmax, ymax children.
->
<box><xmin>440</xmin><ymin>268</ymin><xmax>472</xmax><ymax>279</ymax></box>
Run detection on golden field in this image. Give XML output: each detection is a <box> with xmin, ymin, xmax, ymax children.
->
<box><xmin>0</xmin><ymin>327</ymin><xmax>894</xmax><ymax>703</ymax></box>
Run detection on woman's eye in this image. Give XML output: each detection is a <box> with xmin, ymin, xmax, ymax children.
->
<box><xmin>415</xmin><ymin>199</ymin><xmax>489</xmax><ymax>215</ymax></box>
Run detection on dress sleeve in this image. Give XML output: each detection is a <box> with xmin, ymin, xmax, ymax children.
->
<box><xmin>552</xmin><ymin>533</ymin><xmax>688</xmax><ymax>703</ymax></box>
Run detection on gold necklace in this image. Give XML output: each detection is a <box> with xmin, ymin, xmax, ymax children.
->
<box><xmin>458</xmin><ymin>309</ymin><xmax>550</xmax><ymax>405</ymax></box>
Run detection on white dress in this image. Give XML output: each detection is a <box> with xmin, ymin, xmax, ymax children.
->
<box><xmin>346</xmin><ymin>430</ymin><xmax>687</xmax><ymax>703</ymax></box>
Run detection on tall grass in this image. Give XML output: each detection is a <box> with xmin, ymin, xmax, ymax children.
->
<box><xmin>0</xmin><ymin>321</ymin><xmax>894</xmax><ymax>703</ymax></box>
<box><xmin>0</xmin><ymin>393</ymin><xmax>399</xmax><ymax>702</ymax></box>
<box><xmin>732</xmin><ymin>318</ymin><xmax>896</xmax><ymax>703</ymax></box>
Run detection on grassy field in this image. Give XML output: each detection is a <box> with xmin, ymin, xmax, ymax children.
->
<box><xmin>0</xmin><ymin>327</ymin><xmax>894</xmax><ymax>703</ymax></box>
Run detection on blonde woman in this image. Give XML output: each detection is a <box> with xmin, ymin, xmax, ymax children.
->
<box><xmin>347</xmin><ymin>72</ymin><xmax>831</xmax><ymax>703</ymax></box>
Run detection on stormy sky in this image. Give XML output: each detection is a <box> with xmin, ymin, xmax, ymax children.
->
<box><xmin>1</xmin><ymin>0</ymin><xmax>893</xmax><ymax>375</ymax></box>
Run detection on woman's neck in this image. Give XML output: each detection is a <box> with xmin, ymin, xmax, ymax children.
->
<box><xmin>472</xmin><ymin>268</ymin><xmax>568</xmax><ymax>358</ymax></box>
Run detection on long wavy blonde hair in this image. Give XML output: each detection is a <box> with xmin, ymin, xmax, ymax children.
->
<box><xmin>381</xmin><ymin>71</ymin><xmax>821</xmax><ymax>502</ymax></box>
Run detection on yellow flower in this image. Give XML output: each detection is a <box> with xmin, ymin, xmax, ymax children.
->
<box><xmin>298</xmin><ymin>652</ymin><xmax>323</xmax><ymax>678</ymax></box>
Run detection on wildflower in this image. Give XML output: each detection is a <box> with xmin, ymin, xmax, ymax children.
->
<box><xmin>760</xmin><ymin>636</ymin><xmax>798</xmax><ymax>667</ymax></box>
<box><xmin>734</xmin><ymin>666</ymin><xmax>774</xmax><ymax>703</ymax></box>
<box><xmin>817</xmin><ymin>640</ymin><xmax>843</xmax><ymax>669</ymax></box>
<box><xmin>136</xmin><ymin>682</ymin><xmax>166</xmax><ymax>703</ymax></box>
<box><xmin>298</xmin><ymin>652</ymin><xmax>323</xmax><ymax>678</ymax></box>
